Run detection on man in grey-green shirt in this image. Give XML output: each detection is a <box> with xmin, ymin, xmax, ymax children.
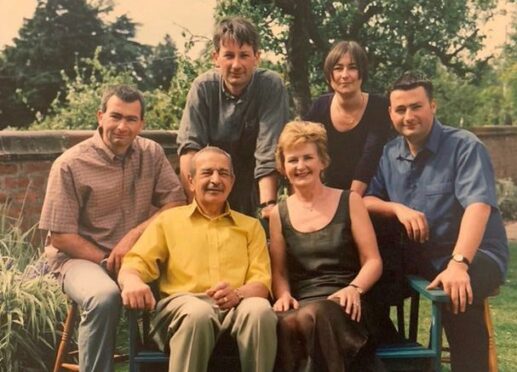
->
<box><xmin>177</xmin><ymin>16</ymin><xmax>289</xmax><ymax>218</ymax></box>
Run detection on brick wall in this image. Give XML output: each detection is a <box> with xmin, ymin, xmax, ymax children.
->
<box><xmin>0</xmin><ymin>130</ymin><xmax>179</xmax><ymax>239</ymax></box>
<box><xmin>471</xmin><ymin>126</ymin><xmax>517</xmax><ymax>182</ymax></box>
<box><xmin>1</xmin><ymin>127</ymin><xmax>516</xmax><ymax>241</ymax></box>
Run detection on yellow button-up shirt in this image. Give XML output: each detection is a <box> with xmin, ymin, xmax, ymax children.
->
<box><xmin>122</xmin><ymin>201</ymin><xmax>271</xmax><ymax>297</ymax></box>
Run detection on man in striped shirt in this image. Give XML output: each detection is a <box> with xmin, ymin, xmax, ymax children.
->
<box><xmin>40</xmin><ymin>84</ymin><xmax>186</xmax><ymax>372</ymax></box>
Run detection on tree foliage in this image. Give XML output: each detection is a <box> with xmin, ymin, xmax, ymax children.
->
<box><xmin>0</xmin><ymin>0</ymin><xmax>178</xmax><ymax>129</ymax></box>
<box><xmin>145</xmin><ymin>34</ymin><xmax>179</xmax><ymax>91</ymax></box>
<box><xmin>500</xmin><ymin>13</ymin><xmax>517</xmax><ymax>125</ymax></box>
<box><xmin>31</xmin><ymin>50</ymin><xmax>134</xmax><ymax>130</ymax></box>
<box><xmin>0</xmin><ymin>0</ymin><xmax>103</xmax><ymax>127</ymax></box>
<box><xmin>434</xmin><ymin>11</ymin><xmax>516</xmax><ymax>127</ymax></box>
<box><xmin>32</xmin><ymin>49</ymin><xmax>210</xmax><ymax>131</ymax></box>
<box><xmin>217</xmin><ymin>0</ymin><xmax>499</xmax><ymax>116</ymax></box>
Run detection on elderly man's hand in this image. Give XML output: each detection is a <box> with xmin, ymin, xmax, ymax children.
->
<box><xmin>206</xmin><ymin>282</ymin><xmax>241</xmax><ymax>310</ymax></box>
<box><xmin>107</xmin><ymin>229</ymin><xmax>141</xmax><ymax>274</ymax></box>
<box><xmin>427</xmin><ymin>262</ymin><xmax>473</xmax><ymax>314</ymax></box>
<box><xmin>120</xmin><ymin>276</ymin><xmax>156</xmax><ymax>311</ymax></box>
<box><xmin>393</xmin><ymin>204</ymin><xmax>429</xmax><ymax>243</ymax></box>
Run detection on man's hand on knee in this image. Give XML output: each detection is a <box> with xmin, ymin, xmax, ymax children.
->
<box><xmin>427</xmin><ymin>262</ymin><xmax>473</xmax><ymax>314</ymax></box>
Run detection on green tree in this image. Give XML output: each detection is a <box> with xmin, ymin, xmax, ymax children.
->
<box><xmin>433</xmin><ymin>11</ymin><xmax>517</xmax><ymax>128</ymax></box>
<box><xmin>144</xmin><ymin>34</ymin><xmax>179</xmax><ymax>91</ymax></box>
<box><xmin>500</xmin><ymin>13</ymin><xmax>517</xmax><ymax>125</ymax></box>
<box><xmin>0</xmin><ymin>0</ymin><xmax>160</xmax><ymax>129</ymax></box>
<box><xmin>433</xmin><ymin>64</ymin><xmax>497</xmax><ymax>127</ymax></box>
<box><xmin>31</xmin><ymin>50</ymin><xmax>208</xmax><ymax>130</ymax></box>
<box><xmin>32</xmin><ymin>50</ymin><xmax>134</xmax><ymax>130</ymax></box>
<box><xmin>98</xmin><ymin>14</ymin><xmax>152</xmax><ymax>84</ymax></box>
<box><xmin>0</xmin><ymin>0</ymin><xmax>105</xmax><ymax>128</ymax></box>
<box><xmin>217</xmin><ymin>0</ymin><xmax>498</xmax><ymax>116</ymax></box>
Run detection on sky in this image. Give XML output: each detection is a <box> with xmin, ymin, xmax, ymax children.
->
<box><xmin>0</xmin><ymin>0</ymin><xmax>514</xmax><ymax>58</ymax></box>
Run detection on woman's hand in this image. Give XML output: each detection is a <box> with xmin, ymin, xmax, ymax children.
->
<box><xmin>328</xmin><ymin>286</ymin><xmax>362</xmax><ymax>322</ymax></box>
<box><xmin>273</xmin><ymin>292</ymin><xmax>299</xmax><ymax>312</ymax></box>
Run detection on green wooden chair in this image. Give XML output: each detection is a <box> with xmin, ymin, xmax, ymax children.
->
<box><xmin>127</xmin><ymin>276</ymin><xmax>448</xmax><ymax>372</ymax></box>
<box><xmin>376</xmin><ymin>276</ymin><xmax>449</xmax><ymax>372</ymax></box>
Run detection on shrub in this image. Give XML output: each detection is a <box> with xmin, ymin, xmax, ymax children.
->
<box><xmin>0</xmin><ymin>204</ymin><xmax>67</xmax><ymax>371</ymax></box>
<box><xmin>496</xmin><ymin>178</ymin><xmax>517</xmax><ymax>220</ymax></box>
<box><xmin>30</xmin><ymin>49</ymin><xmax>212</xmax><ymax>131</ymax></box>
<box><xmin>31</xmin><ymin>50</ymin><xmax>134</xmax><ymax>131</ymax></box>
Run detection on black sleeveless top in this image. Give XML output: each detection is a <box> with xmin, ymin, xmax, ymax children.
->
<box><xmin>279</xmin><ymin>191</ymin><xmax>361</xmax><ymax>300</ymax></box>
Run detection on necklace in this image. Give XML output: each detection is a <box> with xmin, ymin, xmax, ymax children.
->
<box><xmin>299</xmin><ymin>201</ymin><xmax>315</xmax><ymax>212</ymax></box>
<box><xmin>335</xmin><ymin>93</ymin><xmax>365</xmax><ymax>127</ymax></box>
<box><xmin>296</xmin><ymin>190</ymin><xmax>326</xmax><ymax>212</ymax></box>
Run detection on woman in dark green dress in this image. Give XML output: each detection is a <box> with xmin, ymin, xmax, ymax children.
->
<box><xmin>270</xmin><ymin>121</ymin><xmax>383</xmax><ymax>371</ymax></box>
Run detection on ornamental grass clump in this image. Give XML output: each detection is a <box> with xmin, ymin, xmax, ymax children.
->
<box><xmin>0</xmin><ymin>204</ymin><xmax>67</xmax><ymax>372</ymax></box>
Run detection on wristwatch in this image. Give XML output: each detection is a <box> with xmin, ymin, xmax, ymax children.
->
<box><xmin>450</xmin><ymin>253</ymin><xmax>470</xmax><ymax>267</ymax></box>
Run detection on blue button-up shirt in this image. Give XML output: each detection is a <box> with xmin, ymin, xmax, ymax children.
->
<box><xmin>367</xmin><ymin>120</ymin><xmax>508</xmax><ymax>277</ymax></box>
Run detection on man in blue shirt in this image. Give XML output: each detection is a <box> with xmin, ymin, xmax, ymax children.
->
<box><xmin>365</xmin><ymin>72</ymin><xmax>508</xmax><ymax>372</ymax></box>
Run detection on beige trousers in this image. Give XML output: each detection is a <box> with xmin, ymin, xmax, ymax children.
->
<box><xmin>151</xmin><ymin>293</ymin><xmax>277</xmax><ymax>372</ymax></box>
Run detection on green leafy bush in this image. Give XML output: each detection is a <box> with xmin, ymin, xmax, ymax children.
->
<box><xmin>496</xmin><ymin>178</ymin><xmax>517</xmax><ymax>221</ymax></box>
<box><xmin>0</xmin><ymin>205</ymin><xmax>67</xmax><ymax>371</ymax></box>
<box><xmin>31</xmin><ymin>50</ymin><xmax>134</xmax><ymax>131</ymax></box>
<box><xmin>30</xmin><ymin>49</ymin><xmax>211</xmax><ymax>131</ymax></box>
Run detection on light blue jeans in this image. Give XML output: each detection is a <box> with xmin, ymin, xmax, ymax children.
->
<box><xmin>61</xmin><ymin>259</ymin><xmax>121</xmax><ymax>372</ymax></box>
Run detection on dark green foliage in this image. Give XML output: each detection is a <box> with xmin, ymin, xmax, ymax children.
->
<box><xmin>31</xmin><ymin>50</ymin><xmax>209</xmax><ymax>131</ymax></box>
<box><xmin>0</xmin><ymin>0</ymin><xmax>105</xmax><ymax>128</ymax></box>
<box><xmin>145</xmin><ymin>35</ymin><xmax>179</xmax><ymax>91</ymax></box>
<box><xmin>0</xmin><ymin>0</ymin><xmax>178</xmax><ymax>130</ymax></box>
<box><xmin>217</xmin><ymin>0</ymin><xmax>499</xmax><ymax>116</ymax></box>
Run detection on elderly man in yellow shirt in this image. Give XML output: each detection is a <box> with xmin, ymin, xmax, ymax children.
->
<box><xmin>118</xmin><ymin>146</ymin><xmax>277</xmax><ymax>372</ymax></box>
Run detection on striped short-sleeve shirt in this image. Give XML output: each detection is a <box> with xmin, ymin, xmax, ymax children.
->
<box><xmin>40</xmin><ymin>130</ymin><xmax>186</xmax><ymax>271</ymax></box>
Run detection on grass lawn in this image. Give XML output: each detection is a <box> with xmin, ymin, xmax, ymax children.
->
<box><xmin>487</xmin><ymin>242</ymin><xmax>516</xmax><ymax>370</ymax></box>
<box><xmin>114</xmin><ymin>243</ymin><xmax>517</xmax><ymax>372</ymax></box>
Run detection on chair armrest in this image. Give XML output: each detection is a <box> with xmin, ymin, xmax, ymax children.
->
<box><xmin>407</xmin><ymin>275</ymin><xmax>450</xmax><ymax>303</ymax></box>
<box><xmin>128</xmin><ymin>308</ymin><xmax>141</xmax><ymax>347</ymax></box>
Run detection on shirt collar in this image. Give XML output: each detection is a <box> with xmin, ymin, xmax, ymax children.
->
<box><xmin>220</xmin><ymin>70</ymin><xmax>256</xmax><ymax>101</ymax></box>
<box><xmin>423</xmin><ymin>119</ymin><xmax>443</xmax><ymax>154</ymax></box>
<box><xmin>93</xmin><ymin>129</ymin><xmax>136</xmax><ymax>161</ymax></box>
<box><xmin>187</xmin><ymin>199</ymin><xmax>236</xmax><ymax>223</ymax></box>
<box><xmin>396</xmin><ymin>118</ymin><xmax>442</xmax><ymax>160</ymax></box>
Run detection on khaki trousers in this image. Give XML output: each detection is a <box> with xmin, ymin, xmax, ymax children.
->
<box><xmin>152</xmin><ymin>293</ymin><xmax>277</xmax><ymax>372</ymax></box>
